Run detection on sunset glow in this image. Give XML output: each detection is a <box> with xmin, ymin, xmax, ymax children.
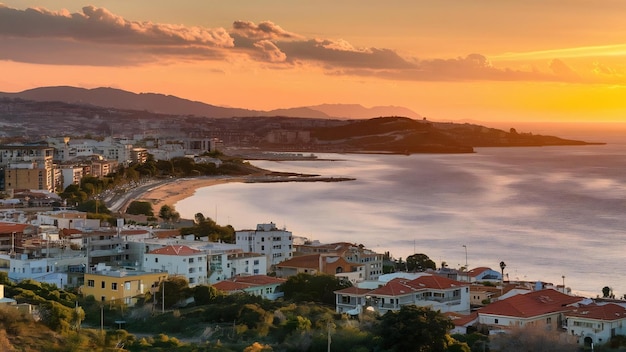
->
<box><xmin>1</xmin><ymin>1</ymin><xmax>625</xmax><ymax>125</ymax></box>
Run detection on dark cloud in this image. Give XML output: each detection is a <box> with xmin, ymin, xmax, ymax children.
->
<box><xmin>232</xmin><ymin>20</ymin><xmax>301</xmax><ymax>40</ymax></box>
<box><xmin>253</xmin><ymin>40</ymin><xmax>287</xmax><ymax>63</ymax></box>
<box><xmin>0</xmin><ymin>4</ymin><xmax>596</xmax><ymax>83</ymax></box>
<box><xmin>0</xmin><ymin>5</ymin><xmax>233</xmax><ymax>47</ymax></box>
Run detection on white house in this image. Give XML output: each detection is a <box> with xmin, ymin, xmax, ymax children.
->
<box><xmin>478</xmin><ymin>288</ymin><xmax>584</xmax><ymax>330</ymax></box>
<box><xmin>143</xmin><ymin>245</ymin><xmax>207</xmax><ymax>286</ymax></box>
<box><xmin>565</xmin><ymin>303</ymin><xmax>626</xmax><ymax>348</ymax></box>
<box><xmin>235</xmin><ymin>223</ymin><xmax>293</xmax><ymax>271</ymax></box>
<box><xmin>335</xmin><ymin>274</ymin><xmax>470</xmax><ymax>315</ymax></box>
<box><xmin>212</xmin><ymin>275</ymin><xmax>286</xmax><ymax>300</ymax></box>
<box><xmin>2</xmin><ymin>253</ymin><xmax>86</xmax><ymax>288</ymax></box>
<box><xmin>204</xmin><ymin>251</ymin><xmax>266</xmax><ymax>284</ymax></box>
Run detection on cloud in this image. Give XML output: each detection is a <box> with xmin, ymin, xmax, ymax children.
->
<box><xmin>277</xmin><ymin>39</ymin><xmax>416</xmax><ymax>69</ymax></box>
<box><xmin>232</xmin><ymin>20</ymin><xmax>301</xmax><ymax>40</ymax></box>
<box><xmin>252</xmin><ymin>40</ymin><xmax>287</xmax><ymax>63</ymax></box>
<box><xmin>0</xmin><ymin>4</ymin><xmax>234</xmax><ymax>65</ymax></box>
<box><xmin>0</xmin><ymin>4</ymin><xmax>613</xmax><ymax>84</ymax></box>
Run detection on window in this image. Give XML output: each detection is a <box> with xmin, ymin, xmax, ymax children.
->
<box><xmin>87</xmin><ymin>280</ymin><xmax>95</xmax><ymax>287</ymax></box>
<box><xmin>112</xmin><ymin>283</ymin><xmax>118</xmax><ymax>290</ymax></box>
<box><xmin>189</xmin><ymin>258</ymin><xmax>194</xmax><ymax>263</ymax></box>
<box><xmin>155</xmin><ymin>258</ymin><xmax>159</xmax><ymax>263</ymax></box>
<box><xmin>254</xmin><ymin>260</ymin><xmax>259</xmax><ymax>265</ymax></box>
<box><xmin>101</xmin><ymin>281</ymin><xmax>105</xmax><ymax>289</ymax></box>
<box><xmin>125</xmin><ymin>282</ymin><xmax>131</xmax><ymax>291</ymax></box>
<box><xmin>261</xmin><ymin>245</ymin><xmax>265</xmax><ymax>251</ymax></box>
<box><xmin>254</xmin><ymin>269</ymin><xmax>259</xmax><ymax>274</ymax></box>
<box><xmin>494</xmin><ymin>319</ymin><xmax>499</xmax><ymax>324</ymax></box>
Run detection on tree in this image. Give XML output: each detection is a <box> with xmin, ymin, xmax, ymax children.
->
<box><xmin>193</xmin><ymin>285</ymin><xmax>221</xmax><ymax>306</ymax></box>
<box><xmin>378</xmin><ymin>305</ymin><xmax>454</xmax><ymax>352</ymax></box>
<box><xmin>405</xmin><ymin>253</ymin><xmax>436</xmax><ymax>272</ymax></box>
<box><xmin>126</xmin><ymin>201</ymin><xmax>154</xmax><ymax>216</ymax></box>
<box><xmin>281</xmin><ymin>273</ymin><xmax>351</xmax><ymax>305</ymax></box>
<box><xmin>156</xmin><ymin>276</ymin><xmax>191</xmax><ymax>309</ymax></box>
<box><xmin>158</xmin><ymin>205</ymin><xmax>180</xmax><ymax>227</ymax></box>
<box><xmin>603</xmin><ymin>286</ymin><xmax>612</xmax><ymax>298</ymax></box>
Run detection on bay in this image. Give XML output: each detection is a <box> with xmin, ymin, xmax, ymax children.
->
<box><xmin>176</xmin><ymin>142</ymin><xmax>626</xmax><ymax>298</ymax></box>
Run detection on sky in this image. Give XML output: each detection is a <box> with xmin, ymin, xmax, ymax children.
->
<box><xmin>1</xmin><ymin>1</ymin><xmax>626</xmax><ymax>126</ymax></box>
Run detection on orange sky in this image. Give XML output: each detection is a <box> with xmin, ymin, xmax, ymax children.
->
<box><xmin>1</xmin><ymin>1</ymin><xmax>625</xmax><ymax>125</ymax></box>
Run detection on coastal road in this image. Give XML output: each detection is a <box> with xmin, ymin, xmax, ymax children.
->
<box><xmin>105</xmin><ymin>178</ymin><xmax>176</xmax><ymax>214</ymax></box>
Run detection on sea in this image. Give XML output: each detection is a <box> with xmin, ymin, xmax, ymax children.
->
<box><xmin>176</xmin><ymin>131</ymin><xmax>626</xmax><ymax>298</ymax></box>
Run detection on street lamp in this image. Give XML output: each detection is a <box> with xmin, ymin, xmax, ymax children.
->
<box><xmin>462</xmin><ymin>245</ymin><xmax>468</xmax><ymax>269</ymax></box>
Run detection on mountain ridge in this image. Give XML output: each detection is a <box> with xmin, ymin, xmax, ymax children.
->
<box><xmin>0</xmin><ymin>86</ymin><xmax>421</xmax><ymax>120</ymax></box>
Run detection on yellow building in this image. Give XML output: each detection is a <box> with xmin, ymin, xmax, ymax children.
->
<box><xmin>0</xmin><ymin>144</ymin><xmax>58</xmax><ymax>192</ymax></box>
<box><xmin>83</xmin><ymin>269</ymin><xmax>167</xmax><ymax>306</ymax></box>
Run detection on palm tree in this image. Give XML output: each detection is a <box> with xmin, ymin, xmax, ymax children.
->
<box><xmin>499</xmin><ymin>261</ymin><xmax>506</xmax><ymax>282</ymax></box>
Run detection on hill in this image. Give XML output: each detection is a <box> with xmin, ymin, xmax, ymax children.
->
<box><xmin>0</xmin><ymin>86</ymin><xmax>421</xmax><ymax>119</ymax></box>
<box><xmin>0</xmin><ymin>93</ymin><xmax>599</xmax><ymax>154</ymax></box>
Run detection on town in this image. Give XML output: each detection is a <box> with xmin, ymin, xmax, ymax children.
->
<box><xmin>0</xmin><ymin>138</ymin><xmax>624</xmax><ymax>351</ymax></box>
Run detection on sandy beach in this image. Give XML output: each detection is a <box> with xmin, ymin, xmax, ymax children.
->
<box><xmin>136</xmin><ymin>176</ymin><xmax>246</xmax><ymax>212</ymax></box>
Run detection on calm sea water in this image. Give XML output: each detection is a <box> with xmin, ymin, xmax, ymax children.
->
<box><xmin>176</xmin><ymin>139</ymin><xmax>626</xmax><ymax>298</ymax></box>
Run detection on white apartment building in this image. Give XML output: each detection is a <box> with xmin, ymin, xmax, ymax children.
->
<box><xmin>143</xmin><ymin>245</ymin><xmax>207</xmax><ymax>286</ymax></box>
<box><xmin>235</xmin><ymin>223</ymin><xmax>294</xmax><ymax>271</ymax></box>
<box><xmin>48</xmin><ymin>137</ymin><xmax>133</xmax><ymax>166</ymax></box>
<box><xmin>60</xmin><ymin>166</ymin><xmax>84</xmax><ymax>190</ymax></box>
<box><xmin>1</xmin><ymin>253</ymin><xmax>86</xmax><ymax>289</ymax></box>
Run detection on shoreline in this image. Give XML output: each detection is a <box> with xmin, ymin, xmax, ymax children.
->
<box><xmin>136</xmin><ymin>176</ymin><xmax>247</xmax><ymax>212</ymax></box>
<box><xmin>134</xmin><ymin>175</ymin><xmax>356</xmax><ymax>212</ymax></box>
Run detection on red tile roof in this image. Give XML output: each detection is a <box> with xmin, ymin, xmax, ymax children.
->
<box><xmin>566</xmin><ymin>303</ymin><xmax>626</xmax><ymax>321</ymax></box>
<box><xmin>0</xmin><ymin>222</ymin><xmax>29</xmax><ymax>234</ymax></box>
<box><xmin>229</xmin><ymin>275</ymin><xmax>286</xmax><ymax>286</ymax></box>
<box><xmin>479</xmin><ymin>289</ymin><xmax>583</xmax><ymax>318</ymax></box>
<box><xmin>368</xmin><ymin>278</ymin><xmax>419</xmax><ymax>296</ymax></box>
<box><xmin>213</xmin><ymin>275</ymin><xmax>285</xmax><ymax>293</ymax></box>
<box><xmin>120</xmin><ymin>229</ymin><xmax>150</xmax><ymax>236</ymax></box>
<box><xmin>276</xmin><ymin>254</ymin><xmax>321</xmax><ymax>269</ymax></box>
<box><xmin>409</xmin><ymin>275</ymin><xmax>468</xmax><ymax>290</ymax></box>
<box><xmin>466</xmin><ymin>267</ymin><xmax>492</xmax><ymax>277</ymax></box>
<box><xmin>213</xmin><ymin>280</ymin><xmax>252</xmax><ymax>292</ymax></box>
<box><xmin>445</xmin><ymin>311</ymin><xmax>479</xmax><ymax>326</ymax></box>
<box><xmin>149</xmin><ymin>245</ymin><xmax>201</xmax><ymax>256</ymax></box>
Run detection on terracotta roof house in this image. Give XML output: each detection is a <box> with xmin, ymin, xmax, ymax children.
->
<box><xmin>565</xmin><ymin>303</ymin><xmax>626</xmax><ymax>349</ymax></box>
<box><xmin>334</xmin><ymin>273</ymin><xmax>470</xmax><ymax>315</ymax></box>
<box><xmin>212</xmin><ymin>275</ymin><xmax>286</xmax><ymax>300</ymax></box>
<box><xmin>445</xmin><ymin>311</ymin><xmax>479</xmax><ymax>334</ymax></box>
<box><xmin>0</xmin><ymin>222</ymin><xmax>37</xmax><ymax>254</ymax></box>
<box><xmin>478</xmin><ymin>288</ymin><xmax>584</xmax><ymax>331</ymax></box>
<box><xmin>144</xmin><ymin>245</ymin><xmax>207</xmax><ymax>286</ymax></box>
<box><xmin>458</xmin><ymin>267</ymin><xmax>502</xmax><ymax>283</ymax></box>
<box><xmin>294</xmin><ymin>241</ymin><xmax>384</xmax><ymax>280</ymax></box>
<box><xmin>275</xmin><ymin>253</ymin><xmax>364</xmax><ymax>283</ymax></box>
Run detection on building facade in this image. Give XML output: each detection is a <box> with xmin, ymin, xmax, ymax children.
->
<box><xmin>83</xmin><ymin>266</ymin><xmax>167</xmax><ymax>306</ymax></box>
<box><xmin>235</xmin><ymin>223</ymin><xmax>293</xmax><ymax>271</ymax></box>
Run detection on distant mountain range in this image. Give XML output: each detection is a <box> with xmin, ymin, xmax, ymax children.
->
<box><xmin>0</xmin><ymin>86</ymin><xmax>422</xmax><ymax>120</ymax></box>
